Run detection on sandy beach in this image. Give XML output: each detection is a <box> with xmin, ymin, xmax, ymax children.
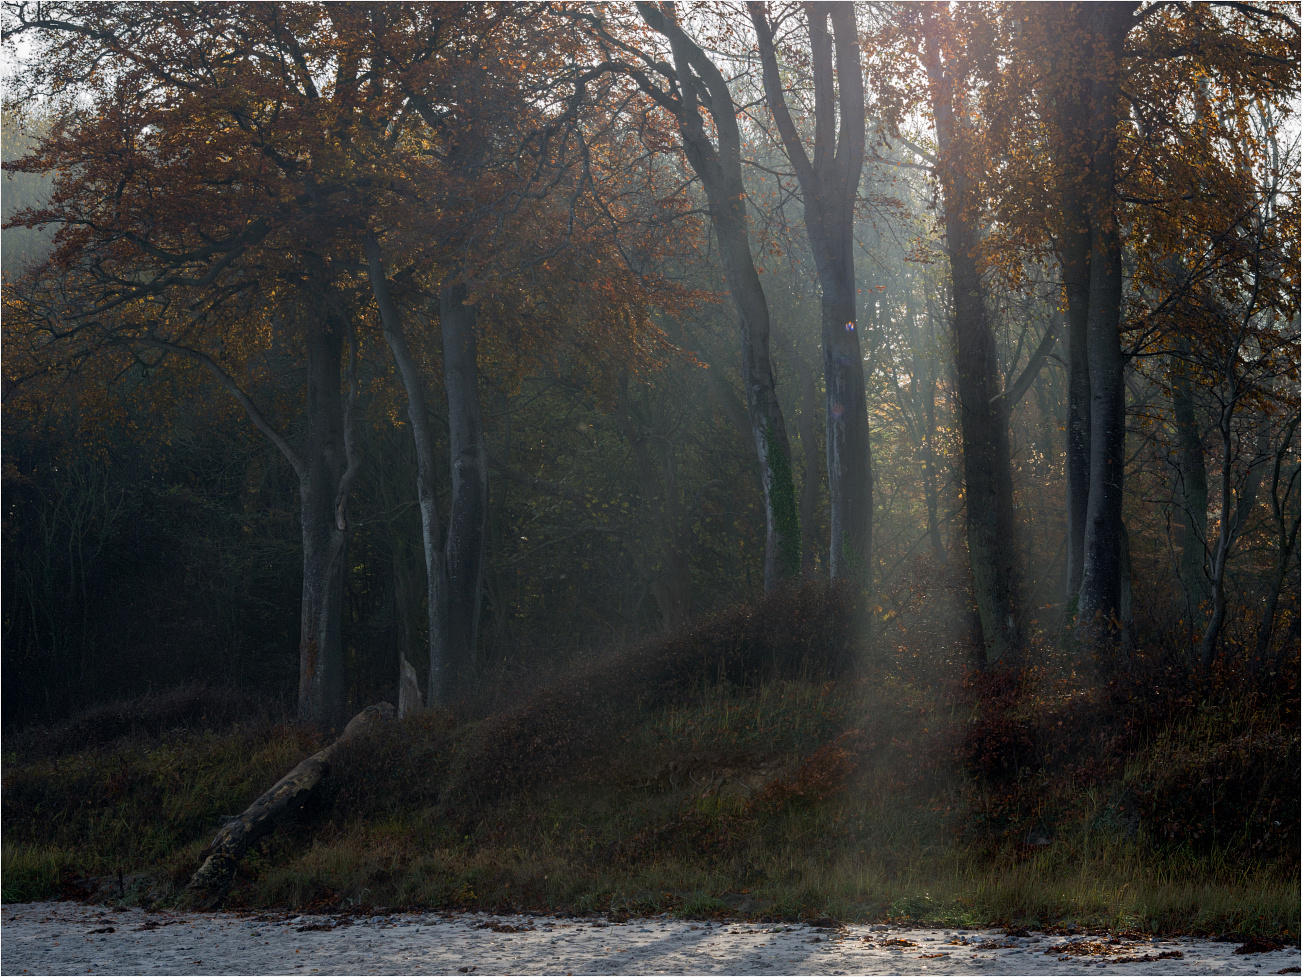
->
<box><xmin>2</xmin><ymin>901</ymin><xmax>1298</xmax><ymax>975</ymax></box>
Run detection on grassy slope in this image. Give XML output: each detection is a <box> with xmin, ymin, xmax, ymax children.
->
<box><xmin>3</xmin><ymin>582</ymin><xmax>1297</xmax><ymax>938</ymax></box>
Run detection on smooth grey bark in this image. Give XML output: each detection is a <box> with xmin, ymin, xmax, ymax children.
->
<box><xmin>297</xmin><ymin>303</ymin><xmax>360</xmax><ymax>730</ymax></box>
<box><xmin>1170</xmin><ymin>357</ymin><xmax>1209</xmax><ymax>622</ymax></box>
<box><xmin>363</xmin><ymin>233</ymin><xmax>452</xmax><ymax>707</ymax></box>
<box><xmin>751</xmin><ymin>1</ymin><xmax>872</xmax><ymax>585</ymax></box>
<box><xmin>921</xmin><ymin>12</ymin><xmax>1021</xmax><ymax>665</ymax></box>
<box><xmin>1074</xmin><ymin>3</ymin><xmax>1136</xmax><ymax>642</ymax></box>
<box><xmin>633</xmin><ymin>1</ymin><xmax>801</xmax><ymax>590</ymax></box>
<box><xmin>1044</xmin><ymin>5</ymin><xmax>1095</xmax><ymax>605</ymax></box>
<box><xmin>440</xmin><ymin>281</ymin><xmax>488</xmax><ymax>687</ymax></box>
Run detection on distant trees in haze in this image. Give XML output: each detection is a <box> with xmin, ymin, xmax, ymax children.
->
<box><xmin>2</xmin><ymin>1</ymin><xmax>1297</xmax><ymax>728</ymax></box>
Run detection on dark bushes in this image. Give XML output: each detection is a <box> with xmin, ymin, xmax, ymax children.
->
<box><xmin>6</xmin><ymin>684</ymin><xmax>289</xmax><ymax>759</ymax></box>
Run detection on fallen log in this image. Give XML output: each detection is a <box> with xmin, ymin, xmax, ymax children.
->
<box><xmin>188</xmin><ymin>702</ymin><xmax>395</xmax><ymax>904</ymax></box>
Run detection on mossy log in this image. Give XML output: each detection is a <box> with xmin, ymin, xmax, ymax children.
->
<box><xmin>188</xmin><ymin>703</ymin><xmax>394</xmax><ymax>903</ymax></box>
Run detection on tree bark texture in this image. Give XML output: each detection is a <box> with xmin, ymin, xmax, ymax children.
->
<box><xmin>364</xmin><ymin>233</ymin><xmax>452</xmax><ymax>707</ymax></box>
<box><xmin>1046</xmin><ymin>5</ymin><xmax>1095</xmax><ymax>606</ymax></box>
<box><xmin>1074</xmin><ymin>3</ymin><xmax>1136</xmax><ymax>643</ymax></box>
<box><xmin>297</xmin><ymin>310</ymin><xmax>355</xmax><ymax>730</ymax></box>
<box><xmin>921</xmin><ymin>12</ymin><xmax>1021</xmax><ymax>665</ymax></box>
<box><xmin>441</xmin><ymin>282</ymin><xmax>488</xmax><ymax>688</ymax></box>
<box><xmin>635</xmin><ymin>1</ymin><xmax>801</xmax><ymax>592</ymax></box>
<box><xmin>771</xmin><ymin>326</ymin><xmax>825</xmax><ymax>577</ymax></box>
<box><xmin>188</xmin><ymin>703</ymin><xmax>395</xmax><ymax>904</ymax></box>
<box><xmin>1062</xmin><ymin>221</ymin><xmax>1093</xmax><ymax>603</ymax></box>
<box><xmin>751</xmin><ymin>1</ymin><xmax>872</xmax><ymax>585</ymax></box>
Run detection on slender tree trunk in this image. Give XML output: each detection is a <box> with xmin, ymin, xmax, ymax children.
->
<box><xmin>1200</xmin><ymin>413</ymin><xmax>1270</xmax><ymax>668</ymax></box>
<box><xmin>1076</xmin><ymin>219</ymin><xmax>1127</xmax><ymax>634</ymax></box>
<box><xmin>1074</xmin><ymin>5</ymin><xmax>1134</xmax><ymax>643</ymax></box>
<box><xmin>297</xmin><ymin>311</ymin><xmax>353</xmax><ymax>730</ymax></box>
<box><xmin>819</xmin><ymin>269</ymin><xmax>873</xmax><ymax>583</ymax></box>
<box><xmin>921</xmin><ymin>12</ymin><xmax>1021</xmax><ymax>664</ymax></box>
<box><xmin>1255</xmin><ymin>420</ymin><xmax>1300</xmax><ymax>660</ymax></box>
<box><xmin>718</xmin><ymin>216</ymin><xmax>802</xmax><ymax>589</ymax></box>
<box><xmin>1255</xmin><ymin>509</ymin><xmax>1299</xmax><ymax>662</ymax></box>
<box><xmin>635</xmin><ymin>1</ymin><xmax>801</xmax><ymax>592</ymax></box>
<box><xmin>1046</xmin><ymin>2</ymin><xmax>1095</xmax><ymax>606</ymax></box>
<box><xmin>364</xmin><ymin>234</ymin><xmax>452</xmax><ymax>706</ymax></box>
<box><xmin>1170</xmin><ymin>358</ymin><xmax>1209</xmax><ymax>622</ymax></box>
<box><xmin>751</xmin><ymin>1</ymin><xmax>872</xmax><ymax>585</ymax></box>
<box><xmin>923</xmin><ymin>372</ymin><xmax>945</xmax><ymax>565</ymax></box>
<box><xmin>1199</xmin><ymin>405</ymin><xmax>1234</xmax><ymax>670</ymax></box>
<box><xmin>922</xmin><ymin>292</ymin><xmax>947</xmax><ymax>565</ymax></box>
<box><xmin>441</xmin><ymin>281</ymin><xmax>488</xmax><ymax>690</ymax></box>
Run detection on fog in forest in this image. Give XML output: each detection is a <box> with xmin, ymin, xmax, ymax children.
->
<box><xmin>1</xmin><ymin>1</ymin><xmax>1298</xmax><ymax>934</ymax></box>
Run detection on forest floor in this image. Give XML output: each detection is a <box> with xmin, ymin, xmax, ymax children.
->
<box><xmin>2</xmin><ymin>582</ymin><xmax>1298</xmax><ymax>943</ymax></box>
<box><xmin>4</xmin><ymin>901</ymin><xmax>1301</xmax><ymax>975</ymax></box>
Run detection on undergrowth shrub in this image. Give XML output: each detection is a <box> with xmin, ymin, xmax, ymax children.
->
<box><xmin>449</xmin><ymin>582</ymin><xmax>855</xmax><ymax>804</ymax></box>
<box><xmin>327</xmin><ymin>710</ymin><xmax>458</xmax><ymax>819</ymax></box>
<box><xmin>6</xmin><ymin>684</ymin><xmax>289</xmax><ymax>759</ymax></box>
<box><xmin>950</xmin><ymin>614</ymin><xmax>1300</xmax><ymax>863</ymax></box>
<box><xmin>753</xmin><ymin>729</ymin><xmax>868</xmax><ymax>809</ymax></box>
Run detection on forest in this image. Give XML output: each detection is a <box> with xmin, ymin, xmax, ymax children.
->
<box><xmin>1</xmin><ymin>0</ymin><xmax>1299</xmax><ymax>934</ymax></box>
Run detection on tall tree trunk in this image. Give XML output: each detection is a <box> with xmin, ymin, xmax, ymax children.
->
<box><xmin>772</xmin><ymin>325</ymin><xmax>824</xmax><ymax>576</ymax></box>
<box><xmin>1062</xmin><ymin>221</ymin><xmax>1093</xmax><ymax>603</ymax></box>
<box><xmin>363</xmin><ymin>234</ymin><xmax>452</xmax><ymax>706</ymax></box>
<box><xmin>441</xmin><ymin>281</ymin><xmax>488</xmax><ymax>690</ymax></box>
<box><xmin>297</xmin><ymin>309</ymin><xmax>356</xmax><ymax>730</ymax></box>
<box><xmin>751</xmin><ymin>1</ymin><xmax>872</xmax><ymax>585</ymax></box>
<box><xmin>635</xmin><ymin>1</ymin><xmax>801</xmax><ymax>591</ymax></box>
<box><xmin>135</xmin><ymin>288</ymin><xmax>359</xmax><ymax>729</ymax></box>
<box><xmin>1074</xmin><ymin>4</ymin><xmax>1135</xmax><ymax>643</ymax></box>
<box><xmin>921</xmin><ymin>10</ymin><xmax>1021</xmax><ymax>665</ymax></box>
<box><xmin>1076</xmin><ymin>215</ymin><xmax>1127</xmax><ymax>634</ymax></box>
<box><xmin>1170</xmin><ymin>357</ymin><xmax>1209</xmax><ymax>623</ymax></box>
<box><xmin>922</xmin><ymin>291</ymin><xmax>947</xmax><ymax>565</ymax></box>
<box><xmin>1046</xmin><ymin>4</ymin><xmax>1096</xmax><ymax>607</ymax></box>
<box><xmin>923</xmin><ymin>371</ymin><xmax>946</xmax><ymax>565</ymax></box>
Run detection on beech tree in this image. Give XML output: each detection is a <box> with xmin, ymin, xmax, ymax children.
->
<box><xmin>3</xmin><ymin>1</ymin><xmax>682</xmax><ymax>719</ymax></box>
<box><xmin>1007</xmin><ymin>1</ymin><xmax>1298</xmax><ymax>646</ymax></box>
<box><xmin>750</xmin><ymin>1</ymin><xmax>873</xmax><ymax>585</ymax></box>
<box><xmin>580</xmin><ymin>2</ymin><xmax>803</xmax><ymax>591</ymax></box>
<box><xmin>2</xmin><ymin>3</ymin><xmax>386</xmax><ymax>727</ymax></box>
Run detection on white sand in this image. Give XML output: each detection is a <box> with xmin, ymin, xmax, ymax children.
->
<box><xmin>2</xmin><ymin>901</ymin><xmax>1298</xmax><ymax>975</ymax></box>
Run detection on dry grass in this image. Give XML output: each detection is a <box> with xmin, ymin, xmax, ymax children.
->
<box><xmin>2</xmin><ymin>580</ymin><xmax>1297</xmax><ymax>939</ymax></box>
